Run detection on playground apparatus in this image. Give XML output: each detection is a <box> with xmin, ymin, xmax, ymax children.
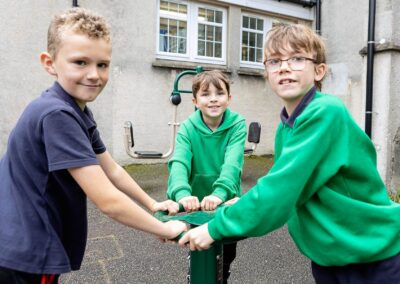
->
<box><xmin>123</xmin><ymin>66</ymin><xmax>261</xmax><ymax>159</ymax></box>
<box><xmin>155</xmin><ymin>205</ymin><xmax>245</xmax><ymax>284</ymax></box>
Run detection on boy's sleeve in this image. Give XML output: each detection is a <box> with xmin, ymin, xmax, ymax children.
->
<box><xmin>211</xmin><ymin>121</ymin><xmax>247</xmax><ymax>202</ymax></box>
<box><xmin>167</xmin><ymin>125</ymin><xmax>193</xmax><ymax>201</ymax></box>
<box><xmin>208</xmin><ymin>105</ymin><xmax>346</xmax><ymax>240</ymax></box>
<box><xmin>42</xmin><ymin>110</ymin><xmax>100</xmax><ymax>171</ymax></box>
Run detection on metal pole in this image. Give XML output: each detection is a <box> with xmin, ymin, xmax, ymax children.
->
<box><xmin>315</xmin><ymin>0</ymin><xmax>321</xmax><ymax>35</ymax></box>
<box><xmin>365</xmin><ymin>0</ymin><xmax>376</xmax><ymax>138</ymax></box>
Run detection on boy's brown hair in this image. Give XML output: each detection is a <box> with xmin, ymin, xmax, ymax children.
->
<box><xmin>192</xmin><ymin>70</ymin><xmax>230</xmax><ymax>98</ymax></box>
<box><xmin>264</xmin><ymin>24</ymin><xmax>326</xmax><ymax>90</ymax></box>
<box><xmin>47</xmin><ymin>7</ymin><xmax>111</xmax><ymax>58</ymax></box>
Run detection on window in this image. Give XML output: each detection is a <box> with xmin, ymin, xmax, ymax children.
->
<box><xmin>240</xmin><ymin>14</ymin><xmax>297</xmax><ymax>69</ymax></box>
<box><xmin>240</xmin><ymin>14</ymin><xmax>271</xmax><ymax>68</ymax></box>
<box><xmin>157</xmin><ymin>0</ymin><xmax>227</xmax><ymax>64</ymax></box>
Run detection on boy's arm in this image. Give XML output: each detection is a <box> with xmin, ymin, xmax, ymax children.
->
<box><xmin>167</xmin><ymin>128</ymin><xmax>193</xmax><ymax>202</ymax></box>
<box><xmin>97</xmin><ymin>151</ymin><xmax>179</xmax><ymax>214</ymax></box>
<box><xmin>211</xmin><ymin>121</ymin><xmax>247</xmax><ymax>202</ymax></box>
<box><xmin>68</xmin><ymin>165</ymin><xmax>185</xmax><ymax>238</ymax></box>
<box><xmin>207</xmin><ymin>105</ymin><xmax>345</xmax><ymax>240</ymax></box>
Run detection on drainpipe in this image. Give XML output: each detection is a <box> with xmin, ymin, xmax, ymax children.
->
<box><xmin>278</xmin><ymin>0</ymin><xmax>321</xmax><ymax>34</ymax></box>
<box><xmin>315</xmin><ymin>0</ymin><xmax>321</xmax><ymax>35</ymax></box>
<box><xmin>365</xmin><ymin>0</ymin><xmax>376</xmax><ymax>138</ymax></box>
<box><xmin>72</xmin><ymin>0</ymin><xmax>79</xmax><ymax>7</ymax></box>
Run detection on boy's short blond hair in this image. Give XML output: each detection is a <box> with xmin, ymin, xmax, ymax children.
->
<box><xmin>192</xmin><ymin>70</ymin><xmax>230</xmax><ymax>98</ymax></box>
<box><xmin>47</xmin><ymin>7</ymin><xmax>111</xmax><ymax>58</ymax></box>
<box><xmin>264</xmin><ymin>24</ymin><xmax>326</xmax><ymax>90</ymax></box>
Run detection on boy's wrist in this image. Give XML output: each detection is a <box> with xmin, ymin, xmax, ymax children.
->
<box><xmin>175</xmin><ymin>189</ymin><xmax>192</xmax><ymax>202</ymax></box>
<box><xmin>211</xmin><ymin>189</ymin><xmax>228</xmax><ymax>203</ymax></box>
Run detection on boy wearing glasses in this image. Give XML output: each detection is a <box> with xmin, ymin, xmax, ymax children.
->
<box><xmin>179</xmin><ymin>24</ymin><xmax>400</xmax><ymax>283</ymax></box>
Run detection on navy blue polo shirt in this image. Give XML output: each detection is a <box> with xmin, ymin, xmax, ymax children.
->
<box><xmin>0</xmin><ymin>81</ymin><xmax>106</xmax><ymax>274</ymax></box>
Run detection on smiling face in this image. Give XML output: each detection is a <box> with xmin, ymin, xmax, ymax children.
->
<box><xmin>41</xmin><ymin>31</ymin><xmax>112</xmax><ymax>109</ymax></box>
<box><xmin>193</xmin><ymin>80</ymin><xmax>231</xmax><ymax>130</ymax></box>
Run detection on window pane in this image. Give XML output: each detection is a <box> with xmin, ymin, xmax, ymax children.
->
<box><xmin>256</xmin><ymin>33</ymin><xmax>263</xmax><ymax>48</ymax></box>
<box><xmin>242</xmin><ymin>46</ymin><xmax>248</xmax><ymax>61</ymax></box>
<box><xmin>243</xmin><ymin>16</ymin><xmax>249</xmax><ymax>28</ymax></box>
<box><xmin>206</xmin><ymin>42</ymin><xmax>213</xmax><ymax>57</ymax></box>
<box><xmin>249</xmin><ymin>47</ymin><xmax>255</xmax><ymax>62</ymax></box>
<box><xmin>249</xmin><ymin>32</ymin><xmax>256</xmax><ymax>47</ymax></box>
<box><xmin>170</xmin><ymin>2</ymin><xmax>178</xmax><ymax>14</ymax></box>
<box><xmin>257</xmin><ymin>19</ymin><xmax>263</xmax><ymax>31</ymax></box>
<box><xmin>198</xmin><ymin>40</ymin><xmax>205</xmax><ymax>56</ymax></box>
<box><xmin>159</xmin><ymin>35</ymin><xmax>168</xmax><ymax>52</ymax></box>
<box><xmin>169</xmin><ymin>19</ymin><xmax>177</xmax><ymax>36</ymax></box>
<box><xmin>206</xmin><ymin>9</ymin><xmax>215</xmax><ymax>22</ymax></box>
<box><xmin>198</xmin><ymin>24</ymin><xmax>205</xmax><ymax>40</ymax></box>
<box><xmin>242</xmin><ymin>31</ymin><xmax>248</xmax><ymax>45</ymax></box>
<box><xmin>215</xmin><ymin>11</ymin><xmax>223</xmax><ymax>23</ymax></box>
<box><xmin>206</xmin><ymin>25</ymin><xmax>214</xmax><ymax>41</ymax></box>
<box><xmin>215</xmin><ymin>43</ymin><xmax>222</xmax><ymax>58</ymax></box>
<box><xmin>160</xmin><ymin>0</ymin><xmax>168</xmax><ymax>12</ymax></box>
<box><xmin>256</xmin><ymin>48</ymin><xmax>263</xmax><ymax>63</ymax></box>
<box><xmin>160</xmin><ymin>18</ymin><xmax>168</xmax><ymax>35</ymax></box>
<box><xmin>169</xmin><ymin>36</ymin><xmax>177</xmax><ymax>53</ymax></box>
<box><xmin>178</xmin><ymin>38</ymin><xmax>186</xmax><ymax>54</ymax></box>
<box><xmin>250</xmin><ymin>17</ymin><xmax>256</xmax><ymax>29</ymax></box>
<box><xmin>215</xmin><ymin>26</ymin><xmax>222</xmax><ymax>42</ymax></box>
<box><xmin>198</xmin><ymin>8</ymin><xmax>206</xmax><ymax>21</ymax></box>
<box><xmin>178</xmin><ymin>4</ymin><xmax>187</xmax><ymax>15</ymax></box>
<box><xmin>178</xmin><ymin>21</ymin><xmax>187</xmax><ymax>37</ymax></box>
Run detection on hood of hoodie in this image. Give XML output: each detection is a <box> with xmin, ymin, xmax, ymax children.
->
<box><xmin>187</xmin><ymin>108</ymin><xmax>245</xmax><ymax>134</ymax></box>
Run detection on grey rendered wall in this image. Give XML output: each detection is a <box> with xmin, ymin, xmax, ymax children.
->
<box><xmin>0</xmin><ymin>0</ymin><xmax>282</xmax><ymax>166</ymax></box>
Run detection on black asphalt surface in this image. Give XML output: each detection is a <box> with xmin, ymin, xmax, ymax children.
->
<box><xmin>60</xmin><ymin>156</ymin><xmax>313</xmax><ymax>284</ymax></box>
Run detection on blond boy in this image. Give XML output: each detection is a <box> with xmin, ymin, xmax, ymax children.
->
<box><xmin>0</xmin><ymin>8</ymin><xmax>185</xmax><ymax>283</ymax></box>
<box><xmin>180</xmin><ymin>24</ymin><xmax>400</xmax><ymax>283</ymax></box>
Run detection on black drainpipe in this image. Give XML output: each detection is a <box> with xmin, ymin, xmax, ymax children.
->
<box><xmin>72</xmin><ymin>0</ymin><xmax>79</xmax><ymax>7</ymax></box>
<box><xmin>365</xmin><ymin>0</ymin><xmax>376</xmax><ymax>138</ymax></box>
<box><xmin>278</xmin><ymin>0</ymin><xmax>321</xmax><ymax>34</ymax></box>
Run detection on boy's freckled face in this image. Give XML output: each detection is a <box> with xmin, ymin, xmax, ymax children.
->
<box><xmin>193</xmin><ymin>81</ymin><xmax>231</xmax><ymax>126</ymax></box>
<box><xmin>266</xmin><ymin>49</ymin><xmax>319</xmax><ymax>108</ymax></box>
<box><xmin>51</xmin><ymin>31</ymin><xmax>112</xmax><ymax>107</ymax></box>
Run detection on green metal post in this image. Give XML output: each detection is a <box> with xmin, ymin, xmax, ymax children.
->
<box><xmin>190</xmin><ymin>242</ymin><xmax>223</xmax><ymax>284</ymax></box>
<box><xmin>170</xmin><ymin>66</ymin><xmax>204</xmax><ymax>104</ymax></box>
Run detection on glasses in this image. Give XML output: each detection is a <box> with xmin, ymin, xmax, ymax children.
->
<box><xmin>264</xmin><ymin>56</ymin><xmax>316</xmax><ymax>73</ymax></box>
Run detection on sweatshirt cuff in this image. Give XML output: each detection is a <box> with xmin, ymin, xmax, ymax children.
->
<box><xmin>174</xmin><ymin>189</ymin><xmax>192</xmax><ymax>202</ymax></box>
<box><xmin>208</xmin><ymin>219</ymin><xmax>223</xmax><ymax>240</ymax></box>
<box><xmin>212</xmin><ymin>188</ymin><xmax>229</xmax><ymax>202</ymax></box>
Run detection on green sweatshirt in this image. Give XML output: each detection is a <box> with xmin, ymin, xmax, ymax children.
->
<box><xmin>167</xmin><ymin>108</ymin><xmax>246</xmax><ymax>202</ymax></box>
<box><xmin>208</xmin><ymin>91</ymin><xmax>400</xmax><ymax>266</ymax></box>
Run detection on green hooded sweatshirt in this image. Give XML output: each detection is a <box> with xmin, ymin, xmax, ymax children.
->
<box><xmin>208</xmin><ymin>91</ymin><xmax>400</xmax><ymax>266</ymax></box>
<box><xmin>167</xmin><ymin>108</ymin><xmax>246</xmax><ymax>202</ymax></box>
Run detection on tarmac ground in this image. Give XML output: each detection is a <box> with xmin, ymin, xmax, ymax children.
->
<box><xmin>60</xmin><ymin>155</ymin><xmax>313</xmax><ymax>284</ymax></box>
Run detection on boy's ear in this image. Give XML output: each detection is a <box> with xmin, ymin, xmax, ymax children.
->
<box><xmin>192</xmin><ymin>97</ymin><xmax>198</xmax><ymax>107</ymax></box>
<box><xmin>40</xmin><ymin>52</ymin><xmax>57</xmax><ymax>76</ymax></box>
<box><xmin>314</xmin><ymin>63</ymin><xmax>327</xmax><ymax>82</ymax></box>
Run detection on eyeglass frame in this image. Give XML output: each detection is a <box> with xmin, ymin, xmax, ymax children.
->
<box><xmin>263</xmin><ymin>56</ymin><xmax>317</xmax><ymax>73</ymax></box>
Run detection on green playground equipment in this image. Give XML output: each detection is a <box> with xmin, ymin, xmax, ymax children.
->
<box><xmin>155</xmin><ymin>206</ymin><xmax>244</xmax><ymax>284</ymax></box>
<box><xmin>123</xmin><ymin>66</ymin><xmax>261</xmax><ymax>160</ymax></box>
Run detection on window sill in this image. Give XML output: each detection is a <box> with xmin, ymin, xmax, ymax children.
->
<box><xmin>152</xmin><ymin>59</ymin><xmax>232</xmax><ymax>73</ymax></box>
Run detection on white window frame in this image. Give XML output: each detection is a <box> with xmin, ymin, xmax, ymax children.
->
<box><xmin>240</xmin><ymin>13</ymin><xmax>299</xmax><ymax>69</ymax></box>
<box><xmin>240</xmin><ymin>13</ymin><xmax>272</xmax><ymax>69</ymax></box>
<box><xmin>156</xmin><ymin>0</ymin><xmax>227</xmax><ymax>65</ymax></box>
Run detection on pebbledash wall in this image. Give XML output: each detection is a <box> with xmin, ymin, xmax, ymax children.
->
<box><xmin>0</xmin><ymin>0</ymin><xmax>399</xmax><ymax>193</ymax></box>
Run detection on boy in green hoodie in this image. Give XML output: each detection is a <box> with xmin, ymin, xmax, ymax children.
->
<box><xmin>179</xmin><ymin>24</ymin><xmax>400</xmax><ymax>283</ymax></box>
<box><xmin>167</xmin><ymin>70</ymin><xmax>247</xmax><ymax>282</ymax></box>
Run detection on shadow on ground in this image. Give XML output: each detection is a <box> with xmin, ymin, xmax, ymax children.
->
<box><xmin>60</xmin><ymin>156</ymin><xmax>313</xmax><ymax>284</ymax></box>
